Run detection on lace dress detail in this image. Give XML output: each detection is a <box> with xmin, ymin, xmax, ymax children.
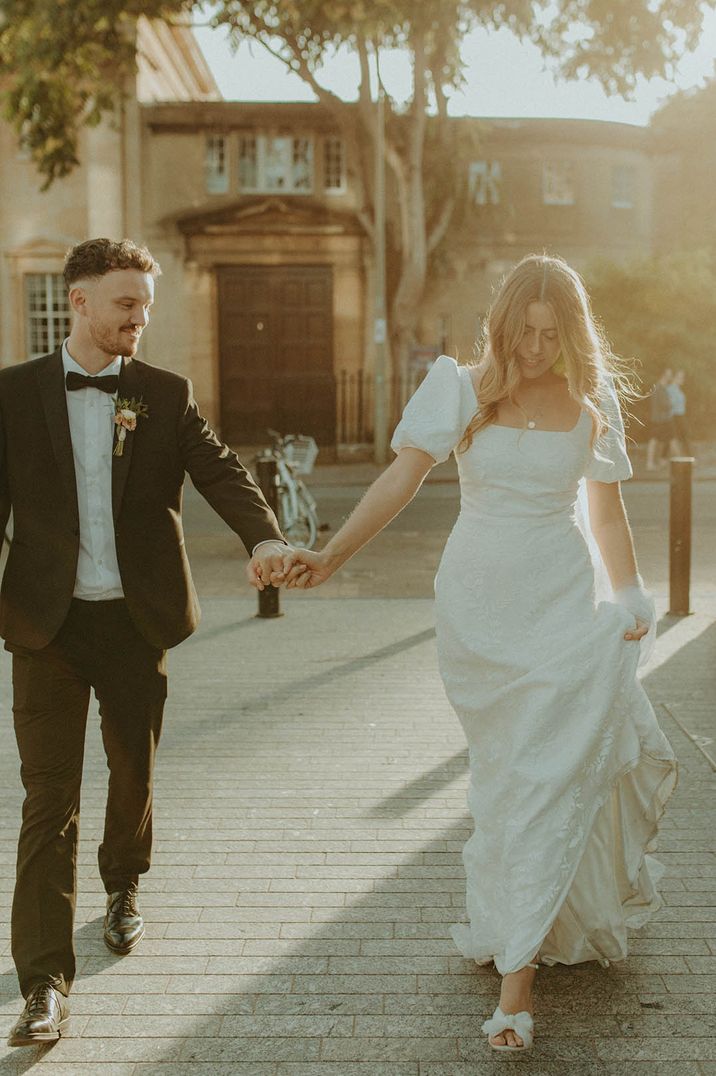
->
<box><xmin>391</xmin><ymin>356</ymin><xmax>677</xmax><ymax>975</ymax></box>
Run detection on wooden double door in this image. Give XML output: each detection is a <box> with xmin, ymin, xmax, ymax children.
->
<box><xmin>218</xmin><ymin>265</ymin><xmax>335</xmax><ymax>444</ymax></box>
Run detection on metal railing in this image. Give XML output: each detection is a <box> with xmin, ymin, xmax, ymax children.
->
<box><xmin>336</xmin><ymin>368</ymin><xmax>428</xmax><ymax>445</ymax></box>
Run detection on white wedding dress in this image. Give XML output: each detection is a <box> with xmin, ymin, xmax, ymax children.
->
<box><xmin>391</xmin><ymin>355</ymin><xmax>677</xmax><ymax>975</ymax></box>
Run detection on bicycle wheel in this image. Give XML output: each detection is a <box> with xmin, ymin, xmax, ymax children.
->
<box><xmin>280</xmin><ymin>491</ymin><xmax>318</xmax><ymax>548</ymax></box>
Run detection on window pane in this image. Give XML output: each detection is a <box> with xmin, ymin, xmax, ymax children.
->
<box><xmin>205</xmin><ymin>134</ymin><xmax>229</xmax><ymax>194</ymax></box>
<box><xmin>292</xmin><ymin>138</ymin><xmax>313</xmax><ymax>190</ymax></box>
<box><xmin>265</xmin><ymin>136</ymin><xmax>292</xmax><ymax>190</ymax></box>
<box><xmin>238</xmin><ymin>135</ymin><xmax>258</xmax><ymax>190</ymax></box>
<box><xmin>543</xmin><ymin>161</ymin><xmax>575</xmax><ymax>205</ymax></box>
<box><xmin>25</xmin><ymin>273</ymin><xmax>70</xmax><ymax>359</ymax></box>
<box><xmin>324</xmin><ymin>136</ymin><xmax>345</xmax><ymax>190</ymax></box>
<box><xmin>469</xmin><ymin>160</ymin><xmax>501</xmax><ymax>205</ymax></box>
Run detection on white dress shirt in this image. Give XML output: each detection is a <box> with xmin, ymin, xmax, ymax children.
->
<box><xmin>62</xmin><ymin>341</ymin><xmax>124</xmax><ymax>600</ymax></box>
<box><xmin>63</xmin><ymin>340</ymin><xmax>282</xmax><ymax>596</ymax></box>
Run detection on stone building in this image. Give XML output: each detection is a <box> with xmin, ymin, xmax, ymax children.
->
<box><xmin>141</xmin><ymin>101</ymin><xmax>365</xmax><ymax>446</ymax></box>
<box><xmin>0</xmin><ymin>17</ymin><xmax>218</xmax><ymax>402</ymax></box>
<box><xmin>0</xmin><ymin>27</ymin><xmax>685</xmax><ymax>446</ymax></box>
<box><xmin>421</xmin><ymin>117</ymin><xmax>654</xmax><ymax>360</ymax></box>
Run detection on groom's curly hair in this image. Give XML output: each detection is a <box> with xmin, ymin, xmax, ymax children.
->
<box><xmin>64</xmin><ymin>238</ymin><xmax>161</xmax><ymax>288</ymax></box>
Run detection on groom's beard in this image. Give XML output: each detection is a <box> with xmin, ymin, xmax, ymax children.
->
<box><xmin>89</xmin><ymin>319</ymin><xmax>142</xmax><ymax>359</ymax></box>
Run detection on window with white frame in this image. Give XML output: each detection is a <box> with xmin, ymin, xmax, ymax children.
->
<box><xmin>25</xmin><ymin>273</ymin><xmax>72</xmax><ymax>358</ymax></box>
<box><xmin>237</xmin><ymin>133</ymin><xmax>314</xmax><ymax>194</ymax></box>
<box><xmin>612</xmin><ymin>164</ymin><xmax>636</xmax><ymax>209</ymax></box>
<box><xmin>324</xmin><ymin>136</ymin><xmax>346</xmax><ymax>191</ymax></box>
<box><xmin>542</xmin><ymin>160</ymin><xmax>576</xmax><ymax>205</ymax></box>
<box><xmin>205</xmin><ymin>134</ymin><xmax>229</xmax><ymax>194</ymax></box>
<box><xmin>469</xmin><ymin>160</ymin><xmax>501</xmax><ymax>205</ymax></box>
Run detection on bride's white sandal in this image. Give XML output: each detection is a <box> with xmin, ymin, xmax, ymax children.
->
<box><xmin>481</xmin><ymin>961</ymin><xmax>538</xmax><ymax>1052</ymax></box>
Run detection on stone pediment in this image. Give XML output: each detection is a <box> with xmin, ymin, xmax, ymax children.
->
<box><xmin>6</xmin><ymin>236</ymin><xmax>78</xmax><ymax>259</ymax></box>
<box><xmin>169</xmin><ymin>197</ymin><xmax>363</xmax><ymax>237</ymax></box>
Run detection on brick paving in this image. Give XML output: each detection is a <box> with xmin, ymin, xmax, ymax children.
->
<box><xmin>0</xmin><ymin>581</ymin><xmax>713</xmax><ymax>1075</ymax></box>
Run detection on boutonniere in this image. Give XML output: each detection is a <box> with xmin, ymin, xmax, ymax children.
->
<box><xmin>113</xmin><ymin>396</ymin><xmax>149</xmax><ymax>457</ymax></box>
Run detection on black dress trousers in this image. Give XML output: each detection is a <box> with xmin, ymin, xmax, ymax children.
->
<box><xmin>9</xmin><ymin>598</ymin><xmax>167</xmax><ymax>998</ymax></box>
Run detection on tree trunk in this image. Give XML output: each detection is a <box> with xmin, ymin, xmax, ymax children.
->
<box><xmin>387</xmin><ymin>30</ymin><xmax>429</xmax><ymax>407</ymax></box>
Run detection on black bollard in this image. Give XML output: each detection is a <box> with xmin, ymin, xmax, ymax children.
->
<box><xmin>255</xmin><ymin>453</ymin><xmax>283</xmax><ymax>619</ymax></box>
<box><xmin>668</xmin><ymin>456</ymin><xmax>695</xmax><ymax>616</ymax></box>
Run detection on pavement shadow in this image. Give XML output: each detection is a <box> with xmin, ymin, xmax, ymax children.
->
<box><xmin>656</xmin><ymin>613</ymin><xmax>681</xmax><ymax>639</ymax></box>
<box><xmin>184</xmin><ymin>614</ymin><xmax>259</xmax><ymax>645</ymax></box>
<box><xmin>642</xmin><ymin>617</ymin><xmax>716</xmax><ymax>764</ymax></box>
<box><xmin>367</xmin><ymin>749</ymin><xmax>469</xmax><ymax>819</ymax></box>
<box><xmin>154</xmin><ymin>609</ymin><xmax>715</xmax><ymax>1068</ymax></box>
<box><xmin>158</xmin><ymin>807</ymin><xmax>634</xmax><ymax>1069</ymax></box>
<box><xmin>643</xmin><ymin>617</ymin><xmax>716</xmax><ymax>699</ymax></box>
<box><xmin>175</xmin><ymin>625</ymin><xmax>437</xmax><ymax>733</ymax></box>
<box><xmin>0</xmin><ymin>1042</ymin><xmax>57</xmax><ymax>1074</ymax></box>
<box><xmin>3</xmin><ymin>609</ymin><xmax>711</xmax><ymax>1067</ymax></box>
<box><xmin>72</xmin><ymin>917</ymin><xmax>123</xmax><ymax>978</ymax></box>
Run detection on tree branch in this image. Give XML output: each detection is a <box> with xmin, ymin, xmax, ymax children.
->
<box><xmin>238</xmin><ymin>10</ymin><xmax>345</xmax><ymax>115</ymax></box>
<box><xmin>427</xmin><ymin>195</ymin><xmax>456</xmax><ymax>254</ymax></box>
<box><xmin>356</xmin><ymin>207</ymin><xmax>376</xmax><ymax>242</ymax></box>
<box><xmin>356</xmin><ymin>32</ymin><xmax>373</xmax><ymax>129</ymax></box>
<box><xmin>236</xmin><ymin>10</ymin><xmax>376</xmax><ymax>243</ymax></box>
<box><xmin>434</xmin><ymin>80</ymin><xmax>449</xmax><ymax>121</ymax></box>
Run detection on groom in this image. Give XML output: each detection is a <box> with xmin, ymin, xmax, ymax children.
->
<box><xmin>1</xmin><ymin>238</ymin><xmax>290</xmax><ymax>1046</ymax></box>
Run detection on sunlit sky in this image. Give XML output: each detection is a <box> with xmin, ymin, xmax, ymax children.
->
<box><xmin>193</xmin><ymin>10</ymin><xmax>716</xmax><ymax>126</ymax></box>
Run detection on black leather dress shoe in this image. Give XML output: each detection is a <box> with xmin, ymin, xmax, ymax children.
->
<box><xmin>7</xmin><ymin>982</ymin><xmax>70</xmax><ymax>1047</ymax></box>
<box><xmin>103</xmin><ymin>885</ymin><xmax>145</xmax><ymax>954</ymax></box>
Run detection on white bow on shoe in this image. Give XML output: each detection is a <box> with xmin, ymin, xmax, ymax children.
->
<box><xmin>481</xmin><ymin>1005</ymin><xmax>534</xmax><ymax>1051</ymax></box>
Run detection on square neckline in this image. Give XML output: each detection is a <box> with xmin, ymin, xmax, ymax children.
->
<box><xmin>463</xmin><ymin>366</ymin><xmax>586</xmax><ymax>435</ymax></box>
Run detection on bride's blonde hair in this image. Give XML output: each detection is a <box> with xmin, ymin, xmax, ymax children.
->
<box><xmin>459</xmin><ymin>254</ymin><xmax>633</xmax><ymax>452</ymax></box>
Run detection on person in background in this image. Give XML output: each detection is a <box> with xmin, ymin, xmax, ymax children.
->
<box><xmin>646</xmin><ymin>368</ymin><xmax>674</xmax><ymax>471</ymax></box>
<box><xmin>667</xmin><ymin>369</ymin><xmax>691</xmax><ymax>457</ymax></box>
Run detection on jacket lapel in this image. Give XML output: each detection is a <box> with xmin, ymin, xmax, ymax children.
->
<box><xmin>36</xmin><ymin>349</ymin><xmax>79</xmax><ymax>523</ymax></box>
<box><xmin>112</xmin><ymin>357</ymin><xmax>145</xmax><ymax>521</ymax></box>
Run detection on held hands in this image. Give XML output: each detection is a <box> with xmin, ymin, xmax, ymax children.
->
<box><xmin>245</xmin><ymin>541</ymin><xmax>293</xmax><ymax>592</ymax></box>
<box><xmin>276</xmin><ymin>548</ymin><xmax>336</xmax><ymax>590</ymax></box>
<box><xmin>245</xmin><ymin>542</ymin><xmax>336</xmax><ymax>592</ymax></box>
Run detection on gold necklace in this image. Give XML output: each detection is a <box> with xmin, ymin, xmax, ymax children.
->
<box><xmin>518</xmin><ymin>399</ymin><xmax>546</xmax><ymax>430</ymax></box>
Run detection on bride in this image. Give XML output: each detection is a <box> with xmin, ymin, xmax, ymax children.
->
<box><xmin>255</xmin><ymin>254</ymin><xmax>677</xmax><ymax>1053</ymax></box>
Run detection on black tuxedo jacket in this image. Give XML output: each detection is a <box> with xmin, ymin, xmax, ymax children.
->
<box><xmin>0</xmin><ymin>349</ymin><xmax>284</xmax><ymax>650</ymax></box>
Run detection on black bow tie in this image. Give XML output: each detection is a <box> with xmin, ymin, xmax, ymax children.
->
<box><xmin>66</xmin><ymin>371</ymin><xmax>119</xmax><ymax>394</ymax></box>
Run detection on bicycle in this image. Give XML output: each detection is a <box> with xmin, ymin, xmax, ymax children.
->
<box><xmin>256</xmin><ymin>429</ymin><xmax>320</xmax><ymax>548</ymax></box>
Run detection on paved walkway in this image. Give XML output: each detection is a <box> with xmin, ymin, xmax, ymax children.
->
<box><xmin>0</xmin><ymin>588</ymin><xmax>714</xmax><ymax>1074</ymax></box>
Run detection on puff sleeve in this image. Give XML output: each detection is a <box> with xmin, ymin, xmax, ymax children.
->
<box><xmin>583</xmin><ymin>375</ymin><xmax>633</xmax><ymax>483</ymax></box>
<box><xmin>391</xmin><ymin>355</ymin><xmax>473</xmax><ymax>464</ymax></box>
